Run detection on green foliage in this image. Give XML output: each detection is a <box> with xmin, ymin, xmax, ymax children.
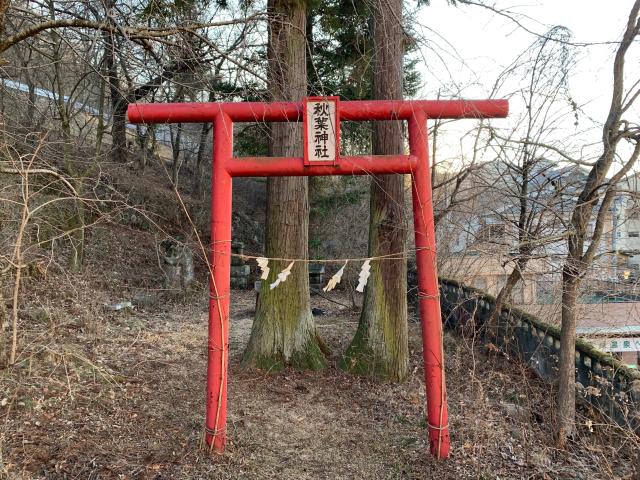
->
<box><xmin>307</xmin><ymin>0</ymin><xmax>421</xmax><ymax>99</ymax></box>
<box><xmin>235</xmin><ymin>124</ymin><xmax>269</xmax><ymax>156</ymax></box>
<box><xmin>307</xmin><ymin>0</ymin><xmax>373</xmax><ymax>99</ymax></box>
<box><xmin>307</xmin><ymin>0</ymin><xmax>422</xmax><ymax>154</ymax></box>
<box><xmin>309</xmin><ymin>238</ymin><xmax>322</xmax><ymax>250</ymax></box>
<box><xmin>310</xmin><ymin>188</ymin><xmax>366</xmax><ymax>218</ymax></box>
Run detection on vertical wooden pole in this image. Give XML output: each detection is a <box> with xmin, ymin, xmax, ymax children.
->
<box><xmin>409</xmin><ymin>111</ymin><xmax>451</xmax><ymax>459</ymax></box>
<box><xmin>205</xmin><ymin>113</ymin><xmax>233</xmax><ymax>452</ymax></box>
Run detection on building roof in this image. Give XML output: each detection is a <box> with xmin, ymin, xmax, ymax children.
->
<box><xmin>518</xmin><ymin>302</ymin><xmax>640</xmax><ymax>333</ymax></box>
<box><xmin>576</xmin><ymin>325</ymin><xmax>640</xmax><ymax>336</ymax></box>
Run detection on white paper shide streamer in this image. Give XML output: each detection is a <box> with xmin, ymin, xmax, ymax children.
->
<box><xmin>256</xmin><ymin>257</ymin><xmax>270</xmax><ymax>280</ymax></box>
<box><xmin>270</xmin><ymin>261</ymin><xmax>295</xmax><ymax>290</ymax></box>
<box><xmin>323</xmin><ymin>261</ymin><xmax>347</xmax><ymax>292</ymax></box>
<box><xmin>356</xmin><ymin>259</ymin><xmax>371</xmax><ymax>292</ymax></box>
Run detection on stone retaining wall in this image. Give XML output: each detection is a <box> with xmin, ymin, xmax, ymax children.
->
<box><xmin>439</xmin><ymin>278</ymin><xmax>640</xmax><ymax>432</ymax></box>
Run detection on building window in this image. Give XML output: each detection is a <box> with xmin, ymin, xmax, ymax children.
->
<box><xmin>629</xmin><ymin>232</ymin><xmax>639</xmax><ymax>238</ymax></box>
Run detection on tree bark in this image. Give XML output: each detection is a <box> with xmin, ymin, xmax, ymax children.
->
<box><xmin>194</xmin><ymin>121</ymin><xmax>211</xmax><ymax>195</ymax></box>
<box><xmin>486</xmin><ymin>263</ymin><xmax>523</xmax><ymax>336</ymax></box>
<box><xmin>171</xmin><ymin>122</ymin><xmax>183</xmax><ymax>186</ymax></box>
<box><xmin>487</xmin><ymin>172</ymin><xmax>531</xmax><ymax>335</ymax></box>
<box><xmin>557</xmin><ymin>265</ymin><xmax>580</xmax><ymax>446</ymax></box>
<box><xmin>108</xmin><ymin>82</ymin><xmax>128</xmax><ymax>164</ymax></box>
<box><xmin>0</xmin><ymin>0</ymin><xmax>9</xmax><ymax>42</ymax></box>
<box><xmin>342</xmin><ymin>0</ymin><xmax>408</xmax><ymax>381</ymax></box>
<box><xmin>96</xmin><ymin>55</ymin><xmax>107</xmax><ymax>158</ymax></box>
<box><xmin>243</xmin><ymin>0</ymin><xmax>325</xmax><ymax>370</ymax></box>
<box><xmin>0</xmin><ymin>282</ymin><xmax>6</xmax><ymax>367</ymax></box>
<box><xmin>102</xmin><ymin>1</ymin><xmax>128</xmax><ymax>164</ymax></box>
<box><xmin>556</xmin><ymin>0</ymin><xmax>640</xmax><ymax>446</ymax></box>
<box><xmin>48</xmin><ymin>0</ymin><xmax>84</xmax><ymax>272</ymax></box>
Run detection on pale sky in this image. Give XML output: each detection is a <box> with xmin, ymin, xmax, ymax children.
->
<box><xmin>412</xmin><ymin>0</ymin><xmax>639</xmax><ymax>167</ymax></box>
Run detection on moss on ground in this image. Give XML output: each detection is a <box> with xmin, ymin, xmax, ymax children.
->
<box><xmin>243</xmin><ymin>337</ymin><xmax>327</xmax><ymax>372</ymax></box>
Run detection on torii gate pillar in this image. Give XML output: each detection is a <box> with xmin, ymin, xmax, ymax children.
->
<box><xmin>128</xmin><ymin>98</ymin><xmax>508</xmax><ymax>460</ymax></box>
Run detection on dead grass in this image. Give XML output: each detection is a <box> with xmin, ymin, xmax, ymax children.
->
<box><xmin>1</xmin><ymin>226</ymin><xmax>639</xmax><ymax>479</ymax></box>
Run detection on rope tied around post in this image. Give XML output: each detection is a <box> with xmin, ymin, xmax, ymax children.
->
<box><xmin>427</xmin><ymin>422</ymin><xmax>449</xmax><ymax>431</ymax></box>
<box><xmin>209</xmin><ymin>294</ymin><xmax>230</xmax><ymax>300</ymax></box>
<box><xmin>417</xmin><ymin>292</ymin><xmax>440</xmax><ymax>300</ymax></box>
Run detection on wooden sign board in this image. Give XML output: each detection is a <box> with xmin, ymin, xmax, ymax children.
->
<box><xmin>303</xmin><ymin>96</ymin><xmax>340</xmax><ymax>166</ymax></box>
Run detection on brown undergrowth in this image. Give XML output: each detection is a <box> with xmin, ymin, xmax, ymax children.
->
<box><xmin>0</xmin><ymin>225</ymin><xmax>638</xmax><ymax>479</ymax></box>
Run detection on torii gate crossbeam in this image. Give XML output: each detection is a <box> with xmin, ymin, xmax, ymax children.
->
<box><xmin>128</xmin><ymin>98</ymin><xmax>508</xmax><ymax>460</ymax></box>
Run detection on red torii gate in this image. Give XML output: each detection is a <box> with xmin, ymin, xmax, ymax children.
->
<box><xmin>128</xmin><ymin>98</ymin><xmax>508</xmax><ymax>459</ymax></box>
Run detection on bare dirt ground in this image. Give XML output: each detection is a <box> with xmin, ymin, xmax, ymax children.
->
<box><xmin>1</xmin><ymin>225</ymin><xmax>639</xmax><ymax>479</ymax></box>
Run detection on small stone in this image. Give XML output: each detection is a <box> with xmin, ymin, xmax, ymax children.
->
<box><xmin>104</xmin><ymin>301</ymin><xmax>133</xmax><ymax>312</ymax></box>
<box><xmin>132</xmin><ymin>292</ymin><xmax>158</xmax><ymax>308</ymax></box>
<box><xmin>160</xmin><ymin>239</ymin><xmax>194</xmax><ymax>290</ymax></box>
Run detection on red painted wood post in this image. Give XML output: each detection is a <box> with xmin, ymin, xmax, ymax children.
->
<box><xmin>205</xmin><ymin>112</ymin><xmax>233</xmax><ymax>452</ymax></box>
<box><xmin>409</xmin><ymin>111</ymin><xmax>451</xmax><ymax>459</ymax></box>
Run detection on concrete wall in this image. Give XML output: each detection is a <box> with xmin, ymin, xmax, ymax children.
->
<box><xmin>439</xmin><ymin>278</ymin><xmax>640</xmax><ymax>432</ymax></box>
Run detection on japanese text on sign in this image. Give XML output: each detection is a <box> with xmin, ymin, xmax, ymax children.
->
<box><xmin>305</xmin><ymin>98</ymin><xmax>338</xmax><ymax>163</ymax></box>
<box><xmin>591</xmin><ymin>337</ymin><xmax>640</xmax><ymax>352</ymax></box>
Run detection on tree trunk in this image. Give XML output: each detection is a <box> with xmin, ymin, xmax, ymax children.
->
<box><xmin>342</xmin><ymin>0</ymin><xmax>408</xmax><ymax>381</ymax></box>
<box><xmin>48</xmin><ymin>0</ymin><xmax>84</xmax><ymax>272</ymax></box>
<box><xmin>243</xmin><ymin>0</ymin><xmax>325</xmax><ymax>370</ymax></box>
<box><xmin>194</xmin><ymin>121</ymin><xmax>211</xmax><ymax>195</ymax></box>
<box><xmin>486</xmin><ymin>266</ymin><xmax>522</xmax><ymax>336</ymax></box>
<box><xmin>61</xmin><ymin>116</ymin><xmax>85</xmax><ymax>273</ymax></box>
<box><xmin>487</xmin><ymin>248</ymin><xmax>531</xmax><ymax>336</ymax></box>
<box><xmin>21</xmin><ymin>49</ymin><xmax>36</xmax><ymax>127</ymax></box>
<box><xmin>557</xmin><ymin>265</ymin><xmax>580</xmax><ymax>446</ymax></box>
<box><xmin>555</xmin><ymin>0</ymin><xmax>640</xmax><ymax>447</ymax></box>
<box><xmin>0</xmin><ymin>0</ymin><xmax>10</xmax><ymax>42</ymax></box>
<box><xmin>171</xmin><ymin>122</ymin><xmax>183</xmax><ymax>186</ymax></box>
<box><xmin>110</xmin><ymin>104</ymin><xmax>128</xmax><ymax>164</ymax></box>
<box><xmin>195</xmin><ymin>90</ymin><xmax>214</xmax><ymax>194</ymax></box>
<box><xmin>169</xmin><ymin>86</ymin><xmax>185</xmax><ymax>186</ymax></box>
<box><xmin>96</xmin><ymin>55</ymin><xmax>107</xmax><ymax>158</ymax></box>
<box><xmin>27</xmin><ymin>82</ymin><xmax>35</xmax><ymax>125</ymax></box>
<box><xmin>0</xmin><ymin>283</ymin><xmax>6</xmax><ymax>368</ymax></box>
<box><xmin>138</xmin><ymin>125</ymin><xmax>151</xmax><ymax>171</ymax></box>
<box><xmin>103</xmin><ymin>10</ymin><xmax>128</xmax><ymax>164</ymax></box>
